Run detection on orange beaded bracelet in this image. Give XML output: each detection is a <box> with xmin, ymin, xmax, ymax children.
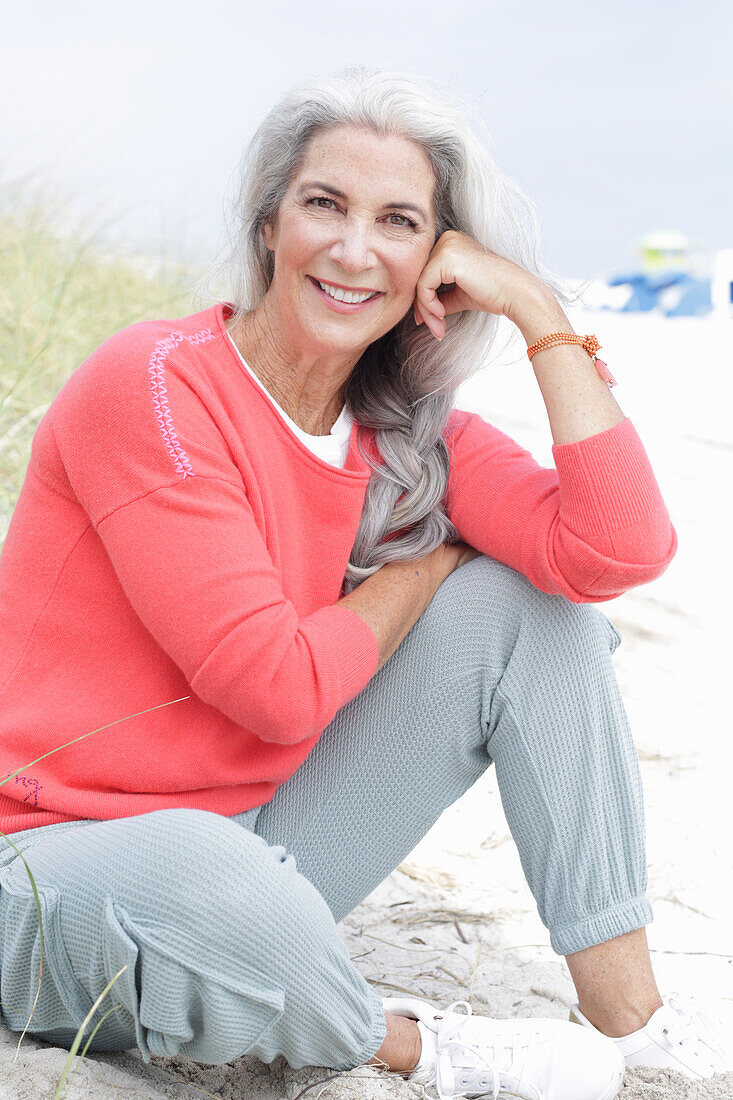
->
<box><xmin>526</xmin><ymin>332</ymin><xmax>617</xmax><ymax>388</ymax></box>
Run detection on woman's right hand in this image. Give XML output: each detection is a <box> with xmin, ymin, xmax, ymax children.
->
<box><xmin>430</xmin><ymin>539</ymin><xmax>482</xmax><ymax>580</ymax></box>
<box><xmin>453</xmin><ymin>540</ymin><xmax>482</xmax><ymax>571</ymax></box>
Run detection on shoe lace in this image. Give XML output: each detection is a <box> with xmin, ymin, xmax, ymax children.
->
<box><xmin>660</xmin><ymin>993</ymin><xmax>727</xmax><ymax>1065</ymax></box>
<box><xmin>433</xmin><ymin>1000</ymin><xmax>544</xmax><ymax>1100</ymax></box>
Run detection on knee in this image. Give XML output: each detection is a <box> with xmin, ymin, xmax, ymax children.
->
<box><xmin>449</xmin><ymin>554</ymin><xmax>621</xmax><ymax>653</ymax></box>
<box><xmin>433</xmin><ymin>557</ymin><xmax>623</xmax><ymax>730</ymax></box>
<box><xmin>430</xmin><ymin>553</ymin><xmax>550</xmax><ymax>630</ymax></box>
<box><xmin>134</xmin><ymin>808</ymin><xmax>331</xmax><ymax>948</ymax></box>
<box><xmin>128</xmin><ymin>804</ymin><xmax>287</xmax><ymax>883</ymax></box>
<box><xmin>424</xmin><ymin>554</ymin><xmax>534</xmax><ymax>650</ymax></box>
<box><xmin>120</xmin><ymin>807</ymin><xmax>259</xmax><ymax>886</ymax></box>
<box><xmin>525</xmin><ymin>591</ymin><xmax>622</xmax><ymax>662</ymax></box>
<box><xmin>428</xmin><ymin>554</ymin><xmax>616</xmax><ymax>661</ymax></box>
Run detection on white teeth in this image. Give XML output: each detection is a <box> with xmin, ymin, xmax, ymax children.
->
<box><xmin>317</xmin><ymin>280</ymin><xmax>375</xmax><ymax>304</ymax></box>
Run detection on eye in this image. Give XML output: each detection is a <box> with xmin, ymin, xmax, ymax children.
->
<box><xmin>306</xmin><ymin>196</ymin><xmax>417</xmax><ymax>229</ymax></box>
<box><xmin>306</xmin><ymin>196</ymin><xmax>337</xmax><ymax>210</ymax></box>
<box><xmin>387</xmin><ymin>213</ymin><xmax>418</xmax><ymax>229</ymax></box>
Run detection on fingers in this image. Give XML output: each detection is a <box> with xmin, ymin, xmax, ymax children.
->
<box><xmin>418</xmin><ymin>283</ymin><xmax>446</xmax><ymax>320</ymax></box>
<box><xmin>414</xmin><ymin>287</ymin><xmax>446</xmax><ymax>340</ymax></box>
<box><xmin>433</xmin><ymin>285</ymin><xmax>466</xmax><ymax>317</ymax></box>
<box><xmin>414</xmin><ymin>303</ymin><xmax>443</xmax><ymax>339</ymax></box>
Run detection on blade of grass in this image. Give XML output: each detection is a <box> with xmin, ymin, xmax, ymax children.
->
<box><xmin>58</xmin><ymin>999</ymin><xmax>127</xmax><ymax>1100</ymax></box>
<box><xmin>75</xmin><ymin>1003</ymin><xmax>124</xmax><ymax>1064</ymax></box>
<box><xmin>0</xmin><ymin>693</ymin><xmax>192</xmax><ymax>1062</ymax></box>
<box><xmin>0</xmin><ymin>830</ymin><xmax>49</xmax><ymax>1064</ymax></box>
<box><xmin>0</xmin><ymin>191</ymin><xmax>198</xmax><ymax>1096</ymax></box>
<box><xmin>0</xmin><ymin>695</ymin><xmax>192</xmax><ymax>789</ymax></box>
<box><xmin>56</xmin><ymin>970</ymin><xmax>227</xmax><ymax>1100</ymax></box>
<box><xmin>52</xmin><ymin>966</ymin><xmax>127</xmax><ymax>1100</ymax></box>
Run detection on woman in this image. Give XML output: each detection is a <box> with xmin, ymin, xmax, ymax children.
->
<box><xmin>0</xmin><ymin>66</ymin><xmax>727</xmax><ymax>1100</ymax></box>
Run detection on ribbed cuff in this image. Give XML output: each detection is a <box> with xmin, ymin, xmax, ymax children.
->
<box><xmin>346</xmin><ymin>982</ymin><xmax>390</xmax><ymax>1070</ymax></box>
<box><xmin>307</xmin><ymin>603</ymin><xmax>381</xmax><ymax>702</ymax></box>
<box><xmin>552</xmin><ymin>418</ymin><xmax>666</xmax><ymax>537</ymax></box>
<box><xmin>550</xmin><ymin>895</ymin><xmax>654</xmax><ymax>956</ymax></box>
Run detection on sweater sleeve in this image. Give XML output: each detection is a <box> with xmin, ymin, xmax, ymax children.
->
<box><xmin>50</xmin><ymin>328</ymin><xmax>379</xmax><ymax>745</ymax></box>
<box><xmin>90</xmin><ymin>478</ymin><xmax>379</xmax><ymax>744</ymax></box>
<box><xmin>444</xmin><ymin>410</ymin><xmax>678</xmax><ymax>603</ymax></box>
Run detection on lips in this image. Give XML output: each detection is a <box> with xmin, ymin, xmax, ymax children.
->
<box><xmin>307</xmin><ymin>276</ymin><xmax>383</xmax><ymax>312</ymax></box>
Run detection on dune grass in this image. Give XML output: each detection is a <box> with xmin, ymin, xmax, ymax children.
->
<box><xmin>0</xmin><ymin>182</ymin><xmax>194</xmax><ymax>547</ymax></box>
<box><xmin>0</xmin><ymin>697</ymin><xmax>193</xmax><ymax>1098</ymax></box>
<box><xmin>0</xmin><ymin>187</ymin><xmax>203</xmax><ymax>1097</ymax></box>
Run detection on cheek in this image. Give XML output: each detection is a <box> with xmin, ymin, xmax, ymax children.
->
<box><xmin>276</xmin><ymin>222</ymin><xmax>324</xmax><ymax>273</ymax></box>
<box><xmin>392</xmin><ymin>253</ymin><xmax>428</xmax><ymax>298</ymax></box>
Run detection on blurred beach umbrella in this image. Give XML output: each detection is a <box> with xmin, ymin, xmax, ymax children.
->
<box><xmin>663</xmin><ymin>275</ymin><xmax>713</xmax><ymax>316</ymax></box>
<box><xmin>603</xmin><ymin>269</ymin><xmax>712</xmax><ymax>315</ymax></box>
<box><xmin>605</xmin><ymin>272</ymin><xmax>660</xmax><ymax>312</ymax></box>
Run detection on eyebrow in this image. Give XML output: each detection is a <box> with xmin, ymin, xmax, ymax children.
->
<box><xmin>297</xmin><ymin>181</ymin><xmax>428</xmax><ymax>223</ymax></box>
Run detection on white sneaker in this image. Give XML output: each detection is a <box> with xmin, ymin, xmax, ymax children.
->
<box><xmin>382</xmin><ymin>994</ymin><xmax>625</xmax><ymax>1100</ymax></box>
<box><xmin>569</xmin><ymin>992</ymin><xmax>731</xmax><ymax>1080</ymax></box>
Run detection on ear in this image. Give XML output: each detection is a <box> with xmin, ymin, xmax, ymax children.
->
<box><xmin>260</xmin><ymin>219</ymin><xmax>275</xmax><ymax>252</ymax></box>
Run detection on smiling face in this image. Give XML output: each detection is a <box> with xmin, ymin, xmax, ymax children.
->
<box><xmin>260</xmin><ymin>124</ymin><xmax>438</xmax><ymax>357</ymax></box>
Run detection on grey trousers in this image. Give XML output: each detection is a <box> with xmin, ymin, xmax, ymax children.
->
<box><xmin>0</xmin><ymin>555</ymin><xmax>652</xmax><ymax>1071</ymax></box>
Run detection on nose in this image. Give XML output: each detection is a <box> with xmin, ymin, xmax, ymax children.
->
<box><xmin>328</xmin><ymin>218</ymin><xmax>377</xmax><ymax>275</ymax></box>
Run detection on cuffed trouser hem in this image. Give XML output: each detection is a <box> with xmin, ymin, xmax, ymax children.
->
<box><xmin>345</xmin><ymin>984</ymin><xmax>389</xmax><ymax>1071</ymax></box>
<box><xmin>550</xmin><ymin>896</ymin><xmax>654</xmax><ymax>956</ymax></box>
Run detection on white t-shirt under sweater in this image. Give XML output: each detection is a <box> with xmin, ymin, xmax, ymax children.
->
<box><xmin>224</xmin><ymin>329</ymin><xmax>354</xmax><ymax>469</ymax></box>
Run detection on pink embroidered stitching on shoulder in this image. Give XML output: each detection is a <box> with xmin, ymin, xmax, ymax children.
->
<box><xmin>147</xmin><ymin>328</ymin><xmax>216</xmax><ymax>479</ymax></box>
<box><xmin>4</xmin><ymin>771</ymin><xmax>43</xmax><ymax>807</ymax></box>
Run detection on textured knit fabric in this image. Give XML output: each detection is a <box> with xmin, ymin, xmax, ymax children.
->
<box><xmin>0</xmin><ymin>302</ymin><xmax>677</xmax><ymax>834</ymax></box>
<box><xmin>0</xmin><ymin>555</ymin><xmax>652</xmax><ymax>1069</ymax></box>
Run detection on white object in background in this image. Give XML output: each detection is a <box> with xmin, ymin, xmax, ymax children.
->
<box><xmin>711</xmin><ymin>249</ymin><xmax>733</xmax><ymax>318</ymax></box>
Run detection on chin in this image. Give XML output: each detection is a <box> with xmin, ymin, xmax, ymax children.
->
<box><xmin>305</xmin><ymin>321</ymin><xmax>386</xmax><ymax>351</ymax></box>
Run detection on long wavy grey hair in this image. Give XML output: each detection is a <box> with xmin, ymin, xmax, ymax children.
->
<box><xmin>193</xmin><ymin>65</ymin><xmax>577</xmax><ymax>595</ymax></box>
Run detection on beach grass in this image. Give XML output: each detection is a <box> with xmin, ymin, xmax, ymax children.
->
<box><xmin>0</xmin><ymin>187</ymin><xmax>199</xmax><ymax>1097</ymax></box>
<box><xmin>0</xmin><ymin>698</ymin><xmax>194</xmax><ymax>1098</ymax></box>
<box><xmin>0</xmin><ymin>181</ymin><xmax>194</xmax><ymax>547</ymax></box>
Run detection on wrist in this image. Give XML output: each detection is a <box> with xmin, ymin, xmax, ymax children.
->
<box><xmin>424</xmin><ymin>543</ymin><xmax>455</xmax><ymax>587</ymax></box>
<box><xmin>508</xmin><ymin>294</ymin><xmax>572</xmax><ymax>346</ymax></box>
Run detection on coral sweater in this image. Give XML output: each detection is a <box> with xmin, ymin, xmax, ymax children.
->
<box><xmin>0</xmin><ymin>303</ymin><xmax>677</xmax><ymax>835</ymax></box>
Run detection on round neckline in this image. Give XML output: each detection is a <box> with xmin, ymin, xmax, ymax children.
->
<box><xmin>213</xmin><ymin>302</ymin><xmax>370</xmax><ymax>480</ymax></box>
<box><xmin>222</xmin><ymin>314</ymin><xmax>350</xmax><ymax>441</ymax></box>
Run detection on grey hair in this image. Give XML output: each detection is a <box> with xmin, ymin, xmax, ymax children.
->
<box><xmin>192</xmin><ymin>65</ymin><xmax>579</xmax><ymax>595</ymax></box>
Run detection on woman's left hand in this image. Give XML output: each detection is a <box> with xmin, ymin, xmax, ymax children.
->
<box><xmin>412</xmin><ymin>229</ymin><xmax>550</xmax><ymax>340</ymax></box>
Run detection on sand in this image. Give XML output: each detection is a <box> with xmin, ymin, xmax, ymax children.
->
<box><xmin>1</xmin><ymin>303</ymin><xmax>732</xmax><ymax>1098</ymax></box>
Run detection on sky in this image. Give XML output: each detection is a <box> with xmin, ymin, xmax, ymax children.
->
<box><xmin>2</xmin><ymin>0</ymin><xmax>731</xmax><ymax>280</ymax></box>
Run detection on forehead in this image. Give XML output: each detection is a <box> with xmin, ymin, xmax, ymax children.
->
<box><xmin>292</xmin><ymin>125</ymin><xmax>435</xmax><ymax>203</ymax></box>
